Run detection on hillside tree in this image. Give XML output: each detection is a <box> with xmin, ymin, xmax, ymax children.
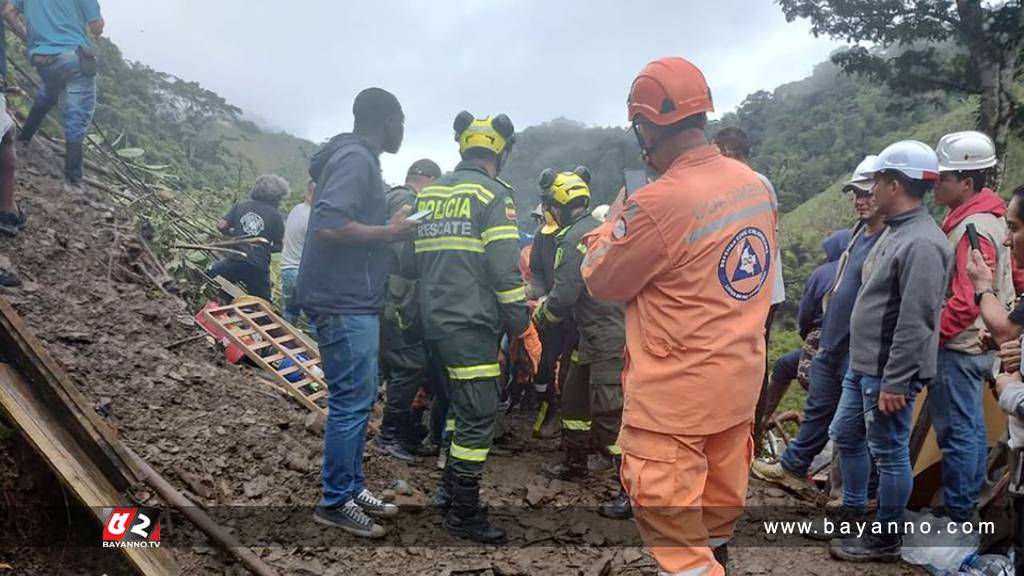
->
<box><xmin>777</xmin><ymin>0</ymin><xmax>1023</xmax><ymax>185</ymax></box>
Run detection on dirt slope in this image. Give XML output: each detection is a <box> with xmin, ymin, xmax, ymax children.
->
<box><xmin>0</xmin><ymin>151</ymin><xmax>913</xmax><ymax>575</ymax></box>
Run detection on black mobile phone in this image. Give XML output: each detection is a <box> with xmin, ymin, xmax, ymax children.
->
<box><xmin>966</xmin><ymin>223</ymin><xmax>981</xmax><ymax>252</ymax></box>
<box><xmin>624</xmin><ymin>170</ymin><xmax>646</xmax><ymax>197</ymax></box>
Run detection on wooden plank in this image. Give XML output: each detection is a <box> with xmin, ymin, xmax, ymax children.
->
<box><xmin>276</xmin><ymin>365</ymin><xmax>301</xmax><ymax>378</ymax></box>
<box><xmin>201</xmin><ymin>304</ymin><xmax>326</xmax><ymax>417</ymax></box>
<box><xmin>249</xmin><ymin>339</ymin><xmax>274</xmax><ymax>352</ymax></box>
<box><xmin>212</xmin><ymin>276</ymin><xmax>246</xmax><ymax>301</ymax></box>
<box><xmin>209</xmin><ymin>301</ymin><xmax>328</xmax><ymax>393</ymax></box>
<box><xmin>0</xmin><ymin>364</ymin><xmax>177</xmax><ymax>575</ymax></box>
<box><xmin>221</xmin><ymin>312</ymin><xmax>268</xmax><ymax>324</ymax></box>
<box><xmin>0</xmin><ymin>298</ymin><xmax>140</xmax><ymax>490</ymax></box>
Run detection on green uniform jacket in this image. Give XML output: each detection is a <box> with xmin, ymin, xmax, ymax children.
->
<box><xmin>544</xmin><ymin>214</ymin><xmax>625</xmax><ymax>364</ymax></box>
<box><xmin>384</xmin><ymin>185</ymin><xmax>420</xmax><ymax>331</ymax></box>
<box><xmin>414</xmin><ymin>161</ymin><xmax>529</xmax><ymax>341</ymax></box>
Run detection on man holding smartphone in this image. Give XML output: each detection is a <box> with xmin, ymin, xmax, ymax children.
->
<box><xmin>929</xmin><ymin>131</ymin><xmax>1011</xmax><ymax>524</ymax></box>
<box><xmin>297</xmin><ymin>88</ymin><xmax>417</xmax><ymax>539</ymax></box>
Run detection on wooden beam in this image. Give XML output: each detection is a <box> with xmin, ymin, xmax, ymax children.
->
<box><xmin>0</xmin><ymin>297</ymin><xmax>141</xmax><ymax>490</ymax></box>
<box><xmin>0</xmin><ymin>364</ymin><xmax>178</xmax><ymax>575</ymax></box>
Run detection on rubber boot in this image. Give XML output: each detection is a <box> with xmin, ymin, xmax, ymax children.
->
<box><xmin>599</xmin><ymin>483</ymin><xmax>633</xmax><ymax>520</ymax></box>
<box><xmin>17</xmin><ymin>101</ymin><xmax>48</xmax><ymax>144</ymax></box>
<box><xmin>541</xmin><ymin>448</ymin><xmax>587</xmax><ymax>481</ymax></box>
<box><xmin>63</xmin><ymin>141</ymin><xmax>84</xmax><ymax>193</ymax></box>
<box><xmin>374</xmin><ymin>410</ymin><xmax>416</xmax><ymax>463</ymax></box>
<box><xmin>401</xmin><ymin>411</ymin><xmax>437</xmax><ymax>457</ymax></box>
<box><xmin>533</xmin><ymin>396</ymin><xmax>561</xmax><ymax>439</ymax></box>
<box><xmin>713</xmin><ymin>543</ymin><xmax>729</xmax><ymax>575</ymax></box>
<box><xmin>599</xmin><ymin>456</ymin><xmax>632</xmax><ymax>519</ymax></box>
<box><xmin>431</xmin><ymin>463</ymin><xmax>456</xmax><ymax>512</ymax></box>
<box><xmin>444</xmin><ymin>476</ymin><xmax>507</xmax><ymax>544</ymax></box>
<box><xmin>523</xmin><ymin>381</ymin><xmax>546</xmax><ymax>414</ymax></box>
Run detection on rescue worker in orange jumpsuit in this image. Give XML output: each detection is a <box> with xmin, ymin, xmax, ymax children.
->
<box><xmin>582</xmin><ymin>57</ymin><xmax>777</xmax><ymax>576</ymax></box>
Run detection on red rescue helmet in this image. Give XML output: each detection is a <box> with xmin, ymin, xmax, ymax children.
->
<box><xmin>627</xmin><ymin>57</ymin><xmax>714</xmax><ymax>126</ymax></box>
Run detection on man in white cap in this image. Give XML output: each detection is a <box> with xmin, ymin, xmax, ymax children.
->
<box><xmin>929</xmin><ymin>131</ymin><xmax>1011</xmax><ymax>524</ymax></box>
<box><xmin>829</xmin><ymin>141</ymin><xmax>952</xmax><ymax>562</ymax></box>
<box><xmin>753</xmin><ymin>156</ymin><xmax>886</xmax><ymax>503</ymax></box>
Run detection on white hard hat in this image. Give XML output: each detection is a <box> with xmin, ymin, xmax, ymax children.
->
<box><xmin>591</xmin><ymin>204</ymin><xmax>610</xmax><ymax>222</ymax></box>
<box><xmin>936</xmin><ymin>131</ymin><xmax>997</xmax><ymax>172</ymax></box>
<box><xmin>843</xmin><ymin>155</ymin><xmax>879</xmax><ymax>193</ymax></box>
<box><xmin>863</xmin><ymin>140</ymin><xmax>939</xmax><ymax>183</ymax></box>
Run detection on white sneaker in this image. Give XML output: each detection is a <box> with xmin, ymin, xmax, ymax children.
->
<box><xmin>354</xmin><ymin>488</ymin><xmax>399</xmax><ymax>518</ymax></box>
<box><xmin>751</xmin><ymin>459</ymin><xmax>810</xmax><ymax>493</ymax></box>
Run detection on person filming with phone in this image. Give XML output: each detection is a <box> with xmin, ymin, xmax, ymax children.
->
<box><xmin>929</xmin><ymin>131</ymin><xmax>1012</xmax><ymax>524</ymax></box>
<box><xmin>968</xmin><ymin>181</ymin><xmax>1024</xmax><ymax>576</ymax></box>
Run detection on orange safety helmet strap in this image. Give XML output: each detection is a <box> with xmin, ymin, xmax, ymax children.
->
<box><xmin>628</xmin><ymin>57</ymin><xmax>714</xmax><ymax>126</ymax></box>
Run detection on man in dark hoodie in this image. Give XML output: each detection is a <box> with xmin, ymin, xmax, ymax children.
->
<box><xmin>798</xmin><ymin>230</ymin><xmax>852</xmax><ymax>343</ymax></box>
<box><xmin>296</xmin><ymin>88</ymin><xmax>418</xmax><ymax>539</ymax></box>
<box><xmin>929</xmin><ymin>131</ymin><xmax>1011</xmax><ymax>523</ymax></box>
<box><xmin>797</xmin><ymin>229</ymin><xmax>852</xmax><ymax>384</ymax></box>
<box><xmin>759</xmin><ymin>230</ymin><xmax>851</xmax><ymax>422</ymax></box>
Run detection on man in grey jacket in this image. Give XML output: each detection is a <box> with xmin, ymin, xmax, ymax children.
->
<box><xmin>829</xmin><ymin>141</ymin><xmax>952</xmax><ymax>563</ymax></box>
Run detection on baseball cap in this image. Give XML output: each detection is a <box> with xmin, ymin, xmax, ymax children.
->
<box><xmin>407</xmin><ymin>159</ymin><xmax>442</xmax><ymax>179</ymax></box>
<box><xmin>842</xmin><ymin>154</ymin><xmax>878</xmax><ymax>194</ymax></box>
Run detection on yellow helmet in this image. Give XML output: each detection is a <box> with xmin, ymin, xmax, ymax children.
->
<box><xmin>539</xmin><ymin>166</ymin><xmax>592</xmax><ymax>207</ymax></box>
<box><xmin>454</xmin><ymin>111</ymin><xmax>516</xmax><ymax>156</ymax></box>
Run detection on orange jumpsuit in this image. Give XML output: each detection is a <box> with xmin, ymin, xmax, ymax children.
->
<box><xmin>582</xmin><ymin>145</ymin><xmax>776</xmax><ymax>575</ymax></box>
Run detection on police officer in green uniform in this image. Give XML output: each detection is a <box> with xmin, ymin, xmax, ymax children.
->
<box><xmin>415</xmin><ymin>111</ymin><xmax>529</xmax><ymax>544</ymax></box>
<box><xmin>533</xmin><ymin>168</ymin><xmax>631</xmax><ymax>519</ymax></box>
<box><xmin>376</xmin><ymin>159</ymin><xmax>445</xmax><ymax>463</ymax></box>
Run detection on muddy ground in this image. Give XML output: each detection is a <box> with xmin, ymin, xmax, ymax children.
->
<box><xmin>0</xmin><ymin>150</ymin><xmax>916</xmax><ymax>575</ymax></box>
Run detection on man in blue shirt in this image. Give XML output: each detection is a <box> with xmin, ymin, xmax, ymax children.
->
<box><xmin>297</xmin><ymin>87</ymin><xmax>418</xmax><ymax>539</ymax></box>
<box><xmin>753</xmin><ymin>156</ymin><xmax>886</xmax><ymax>498</ymax></box>
<box><xmin>0</xmin><ymin>0</ymin><xmax>21</xmax><ymax>248</ymax></box>
<box><xmin>4</xmin><ymin>0</ymin><xmax>103</xmax><ymax>193</ymax></box>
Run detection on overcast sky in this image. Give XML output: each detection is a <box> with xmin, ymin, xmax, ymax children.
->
<box><xmin>100</xmin><ymin>0</ymin><xmax>840</xmax><ymax>182</ymax></box>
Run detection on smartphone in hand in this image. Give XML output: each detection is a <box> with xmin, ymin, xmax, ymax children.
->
<box><xmin>406</xmin><ymin>210</ymin><xmax>432</xmax><ymax>223</ymax></box>
<box><xmin>624</xmin><ymin>170</ymin><xmax>646</xmax><ymax>198</ymax></box>
<box><xmin>967</xmin><ymin>223</ymin><xmax>981</xmax><ymax>252</ymax></box>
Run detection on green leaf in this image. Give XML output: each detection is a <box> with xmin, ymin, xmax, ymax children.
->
<box><xmin>116</xmin><ymin>147</ymin><xmax>146</xmax><ymax>159</ymax></box>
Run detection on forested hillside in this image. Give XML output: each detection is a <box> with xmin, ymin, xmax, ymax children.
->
<box><xmin>5</xmin><ymin>36</ymin><xmax>317</xmax><ymax>211</ymax></box>
<box><xmin>9</xmin><ymin>31</ymin><xmax>1017</xmax><ymax>329</ymax></box>
<box><xmin>501</xmin><ymin>118</ymin><xmax>645</xmax><ymax>212</ymax></box>
<box><xmin>719</xmin><ymin>62</ymin><xmax>955</xmax><ymax>212</ymax></box>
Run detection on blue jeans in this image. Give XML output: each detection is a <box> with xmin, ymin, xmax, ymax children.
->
<box><xmin>31</xmin><ymin>52</ymin><xmax>96</xmax><ymax>143</ymax></box>
<box><xmin>929</xmin><ymin>348</ymin><xmax>992</xmax><ymax>520</ymax></box>
<box><xmin>309</xmin><ymin>313</ymin><xmax>380</xmax><ymax>509</ymax></box>
<box><xmin>830</xmin><ymin>369</ymin><xmax>918</xmax><ymax>523</ymax></box>
<box><xmin>781</xmin><ymin>348</ymin><xmax>848</xmax><ymax>476</ymax></box>
<box><xmin>279</xmin><ymin>268</ymin><xmax>314</xmax><ymax>339</ymax></box>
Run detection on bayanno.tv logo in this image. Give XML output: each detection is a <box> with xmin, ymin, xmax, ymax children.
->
<box><xmin>101</xmin><ymin>507</ymin><xmax>162</xmax><ymax>548</ymax></box>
